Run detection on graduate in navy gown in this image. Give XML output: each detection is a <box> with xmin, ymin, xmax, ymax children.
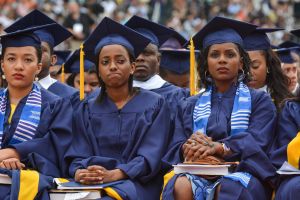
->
<box><xmin>159</xmin><ymin>49</ymin><xmax>199</xmax><ymax>89</ymax></box>
<box><xmin>125</xmin><ymin>15</ymin><xmax>189</xmax><ymax>113</ymax></box>
<box><xmin>269</xmin><ymin>97</ymin><xmax>300</xmax><ymax>200</ymax></box>
<box><xmin>243</xmin><ymin>28</ymin><xmax>292</xmax><ymax>109</ymax></box>
<box><xmin>62</xmin><ymin>49</ymin><xmax>100</xmax><ymax>97</ymax></box>
<box><xmin>5</xmin><ymin>9</ymin><xmax>80</xmax><ymax>108</ymax></box>
<box><xmin>50</xmin><ymin>50</ymin><xmax>71</xmax><ymax>80</ymax></box>
<box><xmin>0</xmin><ymin>25</ymin><xmax>73</xmax><ymax>199</ymax></box>
<box><xmin>162</xmin><ymin>17</ymin><xmax>278</xmax><ymax>200</ymax></box>
<box><xmin>276</xmin><ymin>46</ymin><xmax>300</xmax><ymax>95</ymax></box>
<box><xmin>65</xmin><ymin>17</ymin><xmax>171</xmax><ymax>200</ymax></box>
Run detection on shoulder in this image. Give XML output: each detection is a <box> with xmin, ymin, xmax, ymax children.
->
<box><xmin>135</xmin><ymin>89</ymin><xmax>166</xmax><ymax>109</ymax></box>
<box><xmin>49</xmin><ymin>82</ymin><xmax>78</xmax><ymax>97</ymax></box>
<box><xmin>41</xmin><ymin>88</ymin><xmax>61</xmax><ymax>103</ymax></box>
<box><xmin>281</xmin><ymin>100</ymin><xmax>300</xmax><ymax>117</ymax></box>
<box><xmin>249</xmin><ymin>88</ymin><xmax>274</xmax><ymax>107</ymax></box>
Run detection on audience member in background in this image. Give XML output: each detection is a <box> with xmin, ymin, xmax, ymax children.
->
<box><xmin>63</xmin><ymin>49</ymin><xmax>100</xmax><ymax>97</ymax></box>
<box><xmin>277</xmin><ymin>47</ymin><xmax>300</xmax><ymax>94</ymax></box>
<box><xmin>50</xmin><ymin>50</ymin><xmax>71</xmax><ymax>80</ymax></box>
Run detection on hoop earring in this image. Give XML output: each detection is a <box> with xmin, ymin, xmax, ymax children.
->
<box><xmin>238</xmin><ymin>69</ymin><xmax>245</xmax><ymax>82</ymax></box>
<box><xmin>1</xmin><ymin>75</ymin><xmax>5</xmax><ymax>80</ymax></box>
<box><xmin>205</xmin><ymin>70</ymin><xmax>212</xmax><ymax>82</ymax></box>
<box><xmin>266</xmin><ymin>67</ymin><xmax>270</xmax><ymax>74</ymax></box>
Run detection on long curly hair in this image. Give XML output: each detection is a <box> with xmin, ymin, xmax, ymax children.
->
<box><xmin>262</xmin><ymin>48</ymin><xmax>293</xmax><ymax>109</ymax></box>
<box><xmin>197</xmin><ymin>43</ymin><xmax>252</xmax><ymax>89</ymax></box>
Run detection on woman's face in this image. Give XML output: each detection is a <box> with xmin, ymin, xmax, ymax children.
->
<box><xmin>207</xmin><ymin>43</ymin><xmax>243</xmax><ymax>84</ymax></box>
<box><xmin>98</xmin><ymin>44</ymin><xmax>135</xmax><ymax>88</ymax></box>
<box><xmin>1</xmin><ymin>46</ymin><xmax>41</xmax><ymax>89</ymax></box>
<box><xmin>282</xmin><ymin>63</ymin><xmax>298</xmax><ymax>92</ymax></box>
<box><xmin>247</xmin><ymin>50</ymin><xmax>267</xmax><ymax>89</ymax></box>
<box><xmin>86</xmin><ymin>72</ymin><xmax>100</xmax><ymax>91</ymax></box>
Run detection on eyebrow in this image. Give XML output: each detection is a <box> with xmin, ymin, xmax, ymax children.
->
<box><xmin>101</xmin><ymin>54</ymin><xmax>126</xmax><ymax>59</ymax></box>
<box><xmin>209</xmin><ymin>48</ymin><xmax>237</xmax><ymax>52</ymax></box>
<box><xmin>6</xmin><ymin>53</ymin><xmax>35</xmax><ymax>57</ymax></box>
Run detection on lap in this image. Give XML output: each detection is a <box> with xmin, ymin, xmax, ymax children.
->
<box><xmin>275</xmin><ymin>176</ymin><xmax>300</xmax><ymax>200</ymax></box>
<box><xmin>218</xmin><ymin>175</ymin><xmax>272</xmax><ymax>200</ymax></box>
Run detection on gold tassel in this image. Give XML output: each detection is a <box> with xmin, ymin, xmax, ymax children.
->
<box><xmin>189</xmin><ymin>38</ymin><xmax>196</xmax><ymax>96</ymax></box>
<box><xmin>61</xmin><ymin>63</ymin><xmax>65</xmax><ymax>83</ymax></box>
<box><xmin>79</xmin><ymin>43</ymin><xmax>85</xmax><ymax>100</ymax></box>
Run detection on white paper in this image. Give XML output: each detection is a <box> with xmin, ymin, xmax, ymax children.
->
<box><xmin>64</xmin><ymin>192</ymin><xmax>90</xmax><ymax>200</ymax></box>
<box><xmin>277</xmin><ymin>161</ymin><xmax>300</xmax><ymax>175</ymax></box>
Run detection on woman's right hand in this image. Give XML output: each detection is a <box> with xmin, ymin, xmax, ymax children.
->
<box><xmin>182</xmin><ymin>131</ymin><xmax>214</xmax><ymax>161</ymax></box>
<box><xmin>75</xmin><ymin>168</ymin><xmax>103</xmax><ymax>185</ymax></box>
<box><xmin>0</xmin><ymin>158</ymin><xmax>25</xmax><ymax>170</ymax></box>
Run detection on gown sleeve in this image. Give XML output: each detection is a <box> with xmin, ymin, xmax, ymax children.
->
<box><xmin>10</xmin><ymin>98</ymin><xmax>73</xmax><ymax>177</ymax></box>
<box><xmin>269</xmin><ymin>101</ymin><xmax>300</xmax><ymax>169</ymax></box>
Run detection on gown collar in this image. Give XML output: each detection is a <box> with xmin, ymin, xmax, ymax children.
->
<box><xmin>133</xmin><ymin>74</ymin><xmax>166</xmax><ymax>90</ymax></box>
<box><xmin>38</xmin><ymin>74</ymin><xmax>57</xmax><ymax>90</ymax></box>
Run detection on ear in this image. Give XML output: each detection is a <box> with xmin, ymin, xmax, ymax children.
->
<box><xmin>130</xmin><ymin>62</ymin><xmax>136</xmax><ymax>74</ymax></box>
<box><xmin>36</xmin><ymin>62</ymin><xmax>43</xmax><ymax>75</ymax></box>
<box><xmin>157</xmin><ymin>53</ymin><xmax>161</xmax><ymax>65</ymax></box>
<box><xmin>51</xmin><ymin>54</ymin><xmax>57</xmax><ymax>66</ymax></box>
<box><xmin>239</xmin><ymin>57</ymin><xmax>244</xmax><ymax>71</ymax></box>
<box><xmin>0</xmin><ymin>60</ymin><xmax>4</xmax><ymax>73</ymax></box>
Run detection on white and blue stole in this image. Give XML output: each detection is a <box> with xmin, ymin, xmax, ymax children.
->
<box><xmin>193</xmin><ymin>82</ymin><xmax>252</xmax><ymax>188</ymax></box>
<box><xmin>193</xmin><ymin>82</ymin><xmax>251</xmax><ymax>135</ymax></box>
<box><xmin>0</xmin><ymin>83</ymin><xmax>42</xmax><ymax>148</ymax></box>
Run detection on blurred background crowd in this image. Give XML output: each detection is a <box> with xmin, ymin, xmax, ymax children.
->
<box><xmin>1</xmin><ymin>0</ymin><xmax>300</xmax><ymax>50</ymax></box>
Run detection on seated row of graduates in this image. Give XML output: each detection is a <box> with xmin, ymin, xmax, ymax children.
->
<box><xmin>0</xmin><ymin>10</ymin><xmax>299</xmax><ymax>200</ymax></box>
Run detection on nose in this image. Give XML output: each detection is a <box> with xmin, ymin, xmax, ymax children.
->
<box><xmin>14</xmin><ymin>58</ymin><xmax>24</xmax><ymax>71</ymax></box>
<box><xmin>136</xmin><ymin>53</ymin><xmax>145</xmax><ymax>63</ymax></box>
<box><xmin>108</xmin><ymin>61</ymin><xmax>117</xmax><ymax>71</ymax></box>
<box><xmin>84</xmin><ymin>84</ymin><xmax>92</xmax><ymax>95</ymax></box>
<box><xmin>218</xmin><ymin>54</ymin><xmax>227</xmax><ymax>63</ymax></box>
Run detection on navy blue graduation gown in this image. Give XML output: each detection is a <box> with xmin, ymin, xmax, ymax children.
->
<box><xmin>66</xmin><ymin>89</ymin><xmax>171</xmax><ymax>200</ymax></box>
<box><xmin>162</xmin><ymin>84</ymin><xmax>277</xmax><ymax>200</ymax></box>
<box><xmin>2</xmin><ymin>88</ymin><xmax>73</xmax><ymax>177</ymax></box>
<box><xmin>0</xmin><ymin>88</ymin><xmax>73</xmax><ymax>200</ymax></box>
<box><xmin>151</xmin><ymin>82</ymin><xmax>189</xmax><ymax>113</ymax></box>
<box><xmin>269</xmin><ymin>101</ymin><xmax>300</xmax><ymax>200</ymax></box>
<box><xmin>48</xmin><ymin>81</ymin><xmax>80</xmax><ymax>108</ymax></box>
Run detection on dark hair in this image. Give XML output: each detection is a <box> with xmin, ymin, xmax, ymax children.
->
<box><xmin>66</xmin><ymin>72</ymin><xmax>78</xmax><ymax>87</ymax></box>
<box><xmin>87</xmin><ymin>67</ymin><xmax>100</xmax><ymax>84</ymax></box>
<box><xmin>197</xmin><ymin>43</ymin><xmax>251</xmax><ymax>88</ymax></box>
<box><xmin>262</xmin><ymin>49</ymin><xmax>293</xmax><ymax>109</ymax></box>
<box><xmin>1</xmin><ymin>45</ymin><xmax>42</xmax><ymax>63</ymax></box>
<box><xmin>96</xmin><ymin>46</ymin><xmax>138</xmax><ymax>103</ymax></box>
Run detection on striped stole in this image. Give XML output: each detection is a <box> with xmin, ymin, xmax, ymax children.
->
<box><xmin>0</xmin><ymin>83</ymin><xmax>41</xmax><ymax>147</ymax></box>
<box><xmin>193</xmin><ymin>82</ymin><xmax>251</xmax><ymax>135</ymax></box>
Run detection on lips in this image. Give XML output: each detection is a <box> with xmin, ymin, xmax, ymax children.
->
<box><xmin>12</xmin><ymin>73</ymin><xmax>24</xmax><ymax>80</ymax></box>
<box><xmin>107</xmin><ymin>73</ymin><xmax>121</xmax><ymax>78</ymax></box>
<box><xmin>216</xmin><ymin>67</ymin><xmax>229</xmax><ymax>72</ymax></box>
<box><xmin>135</xmin><ymin>65</ymin><xmax>148</xmax><ymax>71</ymax></box>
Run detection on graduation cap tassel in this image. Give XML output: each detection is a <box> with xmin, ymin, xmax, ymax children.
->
<box><xmin>61</xmin><ymin>63</ymin><xmax>65</xmax><ymax>83</ymax></box>
<box><xmin>189</xmin><ymin>38</ymin><xmax>196</xmax><ymax>96</ymax></box>
<box><xmin>79</xmin><ymin>43</ymin><xmax>85</xmax><ymax>100</ymax></box>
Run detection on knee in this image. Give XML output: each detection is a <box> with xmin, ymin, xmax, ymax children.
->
<box><xmin>174</xmin><ymin>176</ymin><xmax>193</xmax><ymax>200</ymax></box>
<box><xmin>277</xmin><ymin>176</ymin><xmax>300</xmax><ymax>199</ymax></box>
